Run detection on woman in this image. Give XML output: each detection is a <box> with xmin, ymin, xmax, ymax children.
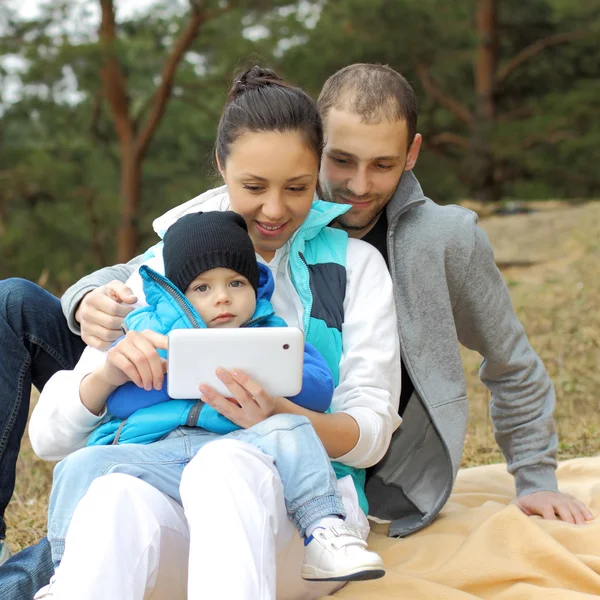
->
<box><xmin>30</xmin><ymin>67</ymin><xmax>401</xmax><ymax>600</ymax></box>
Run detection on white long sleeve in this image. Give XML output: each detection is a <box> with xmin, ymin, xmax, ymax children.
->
<box><xmin>32</xmin><ymin>217</ymin><xmax>400</xmax><ymax>469</ymax></box>
<box><xmin>29</xmin><ymin>347</ymin><xmax>111</xmax><ymax>460</ymax></box>
<box><xmin>262</xmin><ymin>237</ymin><xmax>401</xmax><ymax>468</ymax></box>
<box><xmin>330</xmin><ymin>239</ymin><xmax>402</xmax><ymax>468</ymax></box>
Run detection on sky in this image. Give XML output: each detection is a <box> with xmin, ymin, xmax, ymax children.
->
<box><xmin>1</xmin><ymin>0</ymin><xmax>177</xmax><ymax>106</ymax></box>
<box><xmin>10</xmin><ymin>0</ymin><xmax>159</xmax><ymax>21</ymax></box>
<box><xmin>1</xmin><ymin>0</ymin><xmax>319</xmax><ymax>106</ymax></box>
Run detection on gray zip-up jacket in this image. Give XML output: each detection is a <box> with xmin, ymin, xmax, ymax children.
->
<box><xmin>365</xmin><ymin>171</ymin><xmax>558</xmax><ymax>536</ymax></box>
<box><xmin>61</xmin><ymin>172</ymin><xmax>559</xmax><ymax>538</ymax></box>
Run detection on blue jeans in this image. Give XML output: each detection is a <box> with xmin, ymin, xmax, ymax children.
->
<box><xmin>48</xmin><ymin>414</ymin><xmax>345</xmax><ymax>564</ymax></box>
<box><xmin>0</xmin><ymin>538</ymin><xmax>53</xmax><ymax>600</ymax></box>
<box><xmin>0</xmin><ymin>279</ymin><xmax>85</xmax><ymax>597</ymax></box>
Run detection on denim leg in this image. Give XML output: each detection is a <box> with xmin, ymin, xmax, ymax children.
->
<box><xmin>0</xmin><ymin>537</ymin><xmax>54</xmax><ymax>600</ymax></box>
<box><xmin>228</xmin><ymin>414</ymin><xmax>346</xmax><ymax>537</ymax></box>
<box><xmin>48</xmin><ymin>427</ymin><xmax>217</xmax><ymax>564</ymax></box>
<box><xmin>0</xmin><ymin>279</ymin><xmax>86</xmax><ymax>541</ymax></box>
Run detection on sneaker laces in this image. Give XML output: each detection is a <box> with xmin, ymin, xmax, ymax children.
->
<box><xmin>314</xmin><ymin>525</ymin><xmax>368</xmax><ymax>551</ymax></box>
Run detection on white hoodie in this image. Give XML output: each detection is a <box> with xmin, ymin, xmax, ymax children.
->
<box><xmin>30</xmin><ymin>188</ymin><xmax>402</xmax><ymax>467</ymax></box>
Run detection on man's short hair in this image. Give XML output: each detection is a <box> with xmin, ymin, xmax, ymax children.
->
<box><xmin>318</xmin><ymin>63</ymin><xmax>418</xmax><ymax>148</ymax></box>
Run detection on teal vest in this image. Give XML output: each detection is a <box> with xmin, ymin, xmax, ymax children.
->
<box><xmin>289</xmin><ymin>200</ymin><xmax>369</xmax><ymax>515</ymax></box>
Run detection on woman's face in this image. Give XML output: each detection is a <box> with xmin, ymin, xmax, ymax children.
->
<box><xmin>219</xmin><ymin>130</ymin><xmax>319</xmax><ymax>262</ymax></box>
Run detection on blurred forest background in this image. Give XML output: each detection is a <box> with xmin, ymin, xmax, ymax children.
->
<box><xmin>1</xmin><ymin>0</ymin><xmax>599</xmax><ymax>294</ymax></box>
<box><xmin>3</xmin><ymin>0</ymin><xmax>600</xmax><ymax>552</ymax></box>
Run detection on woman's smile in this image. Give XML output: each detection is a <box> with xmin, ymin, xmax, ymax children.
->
<box><xmin>219</xmin><ymin>130</ymin><xmax>318</xmax><ymax>262</ymax></box>
<box><xmin>255</xmin><ymin>220</ymin><xmax>289</xmax><ymax>237</ymax></box>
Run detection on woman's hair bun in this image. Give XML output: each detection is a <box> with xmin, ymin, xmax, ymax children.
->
<box><xmin>228</xmin><ymin>66</ymin><xmax>289</xmax><ymax>101</ymax></box>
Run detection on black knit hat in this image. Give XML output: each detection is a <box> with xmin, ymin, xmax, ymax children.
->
<box><xmin>163</xmin><ymin>211</ymin><xmax>259</xmax><ymax>294</ymax></box>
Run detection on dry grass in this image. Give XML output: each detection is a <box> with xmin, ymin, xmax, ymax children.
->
<box><xmin>6</xmin><ymin>201</ymin><xmax>600</xmax><ymax>553</ymax></box>
<box><xmin>461</xmin><ymin>201</ymin><xmax>600</xmax><ymax>466</ymax></box>
<box><xmin>6</xmin><ymin>420</ymin><xmax>53</xmax><ymax>553</ymax></box>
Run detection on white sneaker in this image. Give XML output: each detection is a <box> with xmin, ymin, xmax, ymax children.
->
<box><xmin>0</xmin><ymin>540</ymin><xmax>12</xmax><ymax>566</ymax></box>
<box><xmin>33</xmin><ymin>575</ymin><xmax>57</xmax><ymax>599</ymax></box>
<box><xmin>301</xmin><ymin>524</ymin><xmax>385</xmax><ymax>581</ymax></box>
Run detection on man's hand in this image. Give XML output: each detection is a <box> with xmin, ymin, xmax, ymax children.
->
<box><xmin>512</xmin><ymin>490</ymin><xmax>594</xmax><ymax>525</ymax></box>
<box><xmin>76</xmin><ymin>280</ymin><xmax>138</xmax><ymax>349</ymax></box>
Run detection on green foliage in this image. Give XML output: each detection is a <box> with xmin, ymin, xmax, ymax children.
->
<box><xmin>287</xmin><ymin>0</ymin><xmax>600</xmax><ymax>201</ymax></box>
<box><xmin>1</xmin><ymin>0</ymin><xmax>598</xmax><ymax>292</ymax></box>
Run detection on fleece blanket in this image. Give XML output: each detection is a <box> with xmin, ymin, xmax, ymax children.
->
<box><xmin>329</xmin><ymin>457</ymin><xmax>600</xmax><ymax>599</ymax></box>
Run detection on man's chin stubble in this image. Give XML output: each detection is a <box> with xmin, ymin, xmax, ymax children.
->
<box><xmin>334</xmin><ymin>210</ymin><xmax>384</xmax><ymax>234</ymax></box>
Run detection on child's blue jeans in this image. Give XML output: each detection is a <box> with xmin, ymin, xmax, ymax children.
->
<box><xmin>47</xmin><ymin>413</ymin><xmax>345</xmax><ymax>564</ymax></box>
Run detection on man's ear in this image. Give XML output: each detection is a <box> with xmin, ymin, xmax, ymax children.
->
<box><xmin>404</xmin><ymin>134</ymin><xmax>422</xmax><ymax>172</ymax></box>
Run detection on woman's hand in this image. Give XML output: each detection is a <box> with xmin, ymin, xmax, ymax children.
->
<box><xmin>103</xmin><ymin>330</ymin><xmax>168</xmax><ymax>390</ymax></box>
<box><xmin>202</xmin><ymin>370</ymin><xmax>361</xmax><ymax>457</ymax></box>
<box><xmin>200</xmin><ymin>368</ymin><xmax>281</xmax><ymax>429</ymax></box>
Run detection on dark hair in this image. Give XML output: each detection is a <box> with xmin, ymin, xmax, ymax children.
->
<box><xmin>215</xmin><ymin>66</ymin><xmax>323</xmax><ymax>168</ymax></box>
<box><xmin>318</xmin><ymin>63</ymin><xmax>418</xmax><ymax>148</ymax></box>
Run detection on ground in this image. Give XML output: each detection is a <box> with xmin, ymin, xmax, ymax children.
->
<box><xmin>6</xmin><ymin>200</ymin><xmax>600</xmax><ymax>553</ymax></box>
<box><xmin>460</xmin><ymin>200</ymin><xmax>600</xmax><ymax>466</ymax></box>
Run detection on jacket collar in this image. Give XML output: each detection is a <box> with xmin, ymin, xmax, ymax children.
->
<box><xmin>292</xmin><ymin>199</ymin><xmax>350</xmax><ymax>243</ymax></box>
<box><xmin>130</xmin><ymin>263</ymin><xmax>276</xmax><ymax>331</ymax></box>
<box><xmin>152</xmin><ymin>188</ymin><xmax>350</xmax><ymax>243</ymax></box>
<box><xmin>386</xmin><ymin>171</ymin><xmax>427</xmax><ymax>231</ymax></box>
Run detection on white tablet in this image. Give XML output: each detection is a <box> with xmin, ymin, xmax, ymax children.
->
<box><xmin>167</xmin><ymin>327</ymin><xmax>305</xmax><ymax>399</ymax></box>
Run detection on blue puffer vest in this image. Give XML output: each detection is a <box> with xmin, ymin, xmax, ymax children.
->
<box><xmin>87</xmin><ymin>262</ymin><xmax>287</xmax><ymax>442</ymax></box>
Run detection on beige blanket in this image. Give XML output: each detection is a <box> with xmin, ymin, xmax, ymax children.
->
<box><xmin>328</xmin><ymin>458</ymin><xmax>600</xmax><ymax>599</ymax></box>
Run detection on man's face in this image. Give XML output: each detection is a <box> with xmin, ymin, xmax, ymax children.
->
<box><xmin>320</xmin><ymin>108</ymin><xmax>419</xmax><ymax>238</ymax></box>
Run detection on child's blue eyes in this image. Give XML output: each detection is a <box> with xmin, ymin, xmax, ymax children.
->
<box><xmin>193</xmin><ymin>280</ymin><xmax>245</xmax><ymax>292</ymax></box>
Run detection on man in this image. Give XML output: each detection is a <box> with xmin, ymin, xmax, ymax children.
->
<box><xmin>0</xmin><ymin>63</ymin><xmax>590</xmax><ymax>595</ymax></box>
<box><xmin>315</xmin><ymin>64</ymin><xmax>590</xmax><ymax>533</ymax></box>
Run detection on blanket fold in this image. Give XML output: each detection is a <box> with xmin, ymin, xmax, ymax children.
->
<box><xmin>330</xmin><ymin>457</ymin><xmax>600</xmax><ymax>599</ymax></box>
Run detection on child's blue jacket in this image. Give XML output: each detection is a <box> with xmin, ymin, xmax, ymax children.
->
<box><xmin>87</xmin><ymin>263</ymin><xmax>333</xmax><ymax>446</ymax></box>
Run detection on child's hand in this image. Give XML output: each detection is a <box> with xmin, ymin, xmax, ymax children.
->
<box><xmin>103</xmin><ymin>330</ymin><xmax>168</xmax><ymax>390</ymax></box>
<box><xmin>200</xmin><ymin>368</ymin><xmax>280</xmax><ymax>428</ymax></box>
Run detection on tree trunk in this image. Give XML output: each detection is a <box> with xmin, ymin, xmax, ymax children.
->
<box><xmin>470</xmin><ymin>0</ymin><xmax>500</xmax><ymax>201</ymax></box>
<box><xmin>98</xmin><ymin>0</ymin><xmax>210</xmax><ymax>262</ymax></box>
<box><xmin>117</xmin><ymin>146</ymin><xmax>142</xmax><ymax>262</ymax></box>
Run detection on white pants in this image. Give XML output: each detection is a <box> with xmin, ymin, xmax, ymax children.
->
<box><xmin>51</xmin><ymin>439</ymin><xmax>370</xmax><ymax>600</ymax></box>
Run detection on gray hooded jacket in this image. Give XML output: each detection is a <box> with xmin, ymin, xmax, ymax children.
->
<box><xmin>365</xmin><ymin>171</ymin><xmax>558</xmax><ymax>537</ymax></box>
<box><xmin>61</xmin><ymin>172</ymin><xmax>559</xmax><ymax>538</ymax></box>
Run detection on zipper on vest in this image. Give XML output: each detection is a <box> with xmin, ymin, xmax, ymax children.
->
<box><xmin>241</xmin><ymin>313</ymin><xmax>270</xmax><ymax>328</ymax></box>
<box><xmin>185</xmin><ymin>401</ymin><xmax>204</xmax><ymax>426</ymax></box>
<box><xmin>292</xmin><ymin>202</ymin><xmax>348</xmax><ymax>335</ymax></box>
<box><xmin>297</xmin><ymin>252</ymin><xmax>314</xmax><ymax>335</ymax></box>
<box><xmin>144</xmin><ymin>269</ymin><xmax>201</xmax><ymax>328</ymax></box>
